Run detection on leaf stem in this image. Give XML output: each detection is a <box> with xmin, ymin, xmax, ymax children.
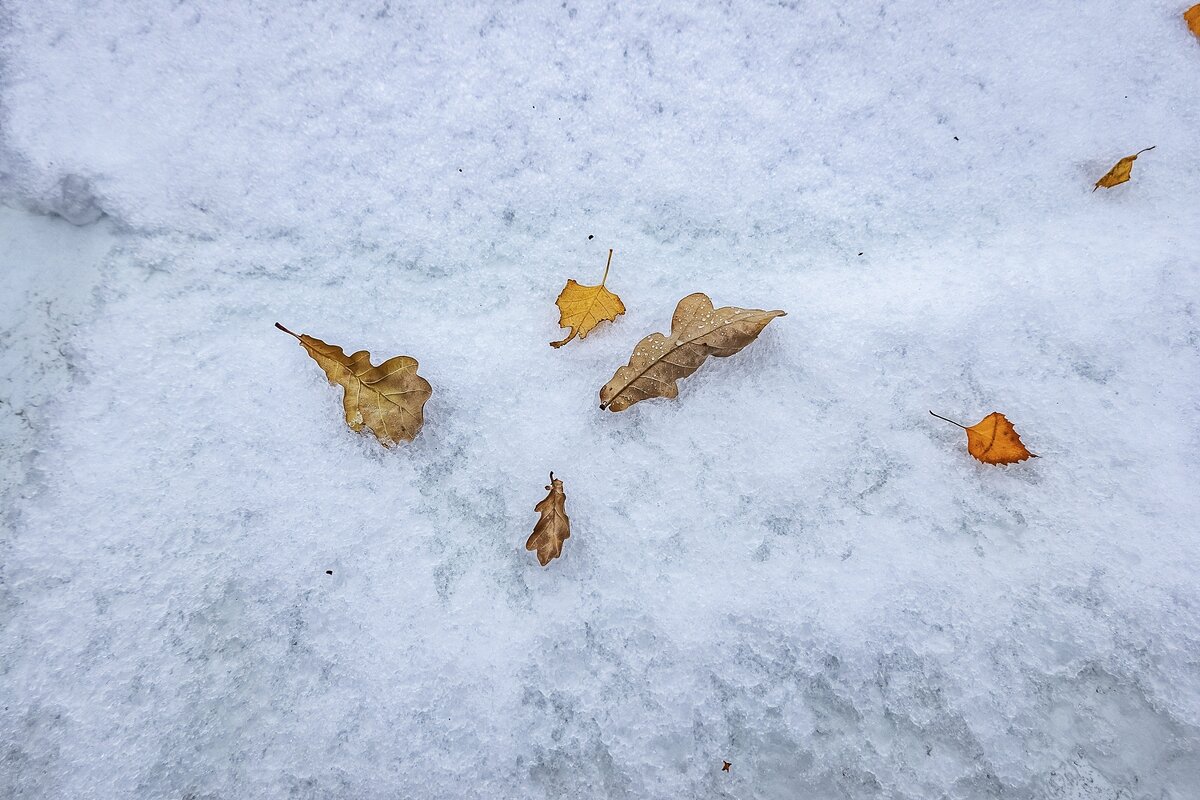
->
<box><xmin>1134</xmin><ymin>145</ymin><xmax>1156</xmax><ymax>157</ymax></box>
<box><xmin>601</xmin><ymin>249</ymin><xmax>614</xmax><ymax>285</ymax></box>
<box><xmin>275</xmin><ymin>322</ymin><xmax>301</xmax><ymax>340</ymax></box>
<box><xmin>929</xmin><ymin>410</ymin><xmax>967</xmax><ymax>429</ymax></box>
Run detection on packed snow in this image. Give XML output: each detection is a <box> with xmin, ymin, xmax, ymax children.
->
<box><xmin>2</xmin><ymin>1</ymin><xmax>1199</xmax><ymax>798</ymax></box>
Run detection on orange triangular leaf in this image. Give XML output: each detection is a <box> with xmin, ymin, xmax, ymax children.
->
<box><xmin>1093</xmin><ymin>146</ymin><xmax>1155</xmax><ymax>191</ymax></box>
<box><xmin>930</xmin><ymin>411</ymin><xmax>1037</xmax><ymax>465</ymax></box>
<box><xmin>1186</xmin><ymin>4</ymin><xmax>1200</xmax><ymax>39</ymax></box>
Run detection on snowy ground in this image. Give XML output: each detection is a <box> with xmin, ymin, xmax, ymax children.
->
<box><xmin>3</xmin><ymin>2</ymin><xmax>1200</xmax><ymax>798</ymax></box>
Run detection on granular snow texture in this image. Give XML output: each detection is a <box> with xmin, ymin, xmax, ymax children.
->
<box><xmin>2</xmin><ymin>2</ymin><xmax>1199</xmax><ymax>798</ymax></box>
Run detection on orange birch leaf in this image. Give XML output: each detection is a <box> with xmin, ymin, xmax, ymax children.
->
<box><xmin>1093</xmin><ymin>146</ymin><xmax>1155</xmax><ymax>191</ymax></box>
<box><xmin>1186</xmin><ymin>4</ymin><xmax>1200</xmax><ymax>39</ymax></box>
<box><xmin>930</xmin><ymin>411</ymin><xmax>1037</xmax><ymax>465</ymax></box>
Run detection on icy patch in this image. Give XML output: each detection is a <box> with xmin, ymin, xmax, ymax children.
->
<box><xmin>44</xmin><ymin>174</ymin><xmax>105</xmax><ymax>226</ymax></box>
<box><xmin>0</xmin><ymin>207</ymin><xmax>114</xmax><ymax>495</ymax></box>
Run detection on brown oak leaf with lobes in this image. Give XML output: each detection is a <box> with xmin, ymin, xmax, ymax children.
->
<box><xmin>276</xmin><ymin>323</ymin><xmax>432</xmax><ymax>446</ymax></box>
<box><xmin>930</xmin><ymin>411</ymin><xmax>1036</xmax><ymax>464</ymax></box>
<box><xmin>550</xmin><ymin>249</ymin><xmax>625</xmax><ymax>348</ymax></box>
<box><xmin>527</xmin><ymin>473</ymin><xmax>570</xmax><ymax>566</ymax></box>
<box><xmin>600</xmin><ymin>293</ymin><xmax>785</xmax><ymax>412</ymax></box>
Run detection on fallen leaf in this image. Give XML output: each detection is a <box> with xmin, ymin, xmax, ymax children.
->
<box><xmin>930</xmin><ymin>411</ymin><xmax>1037</xmax><ymax>465</ymax></box>
<box><xmin>1187</xmin><ymin>4</ymin><xmax>1200</xmax><ymax>39</ymax></box>
<box><xmin>526</xmin><ymin>472</ymin><xmax>570</xmax><ymax>566</ymax></box>
<box><xmin>722</xmin><ymin>761</ymin><xmax>732</xmax><ymax>772</ymax></box>
<box><xmin>276</xmin><ymin>323</ymin><xmax>432</xmax><ymax>446</ymax></box>
<box><xmin>1093</xmin><ymin>146</ymin><xmax>1155</xmax><ymax>191</ymax></box>
<box><xmin>551</xmin><ymin>248</ymin><xmax>625</xmax><ymax>347</ymax></box>
<box><xmin>599</xmin><ymin>293</ymin><xmax>785</xmax><ymax>412</ymax></box>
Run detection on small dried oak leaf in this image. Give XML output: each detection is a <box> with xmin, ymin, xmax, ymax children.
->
<box><xmin>551</xmin><ymin>249</ymin><xmax>625</xmax><ymax>347</ymax></box>
<box><xmin>599</xmin><ymin>293</ymin><xmax>785</xmax><ymax>412</ymax></box>
<box><xmin>276</xmin><ymin>323</ymin><xmax>431</xmax><ymax>446</ymax></box>
<box><xmin>527</xmin><ymin>473</ymin><xmax>570</xmax><ymax>566</ymax></box>
<box><xmin>1094</xmin><ymin>146</ymin><xmax>1155</xmax><ymax>191</ymax></box>
<box><xmin>930</xmin><ymin>411</ymin><xmax>1036</xmax><ymax>465</ymax></box>
<box><xmin>1187</xmin><ymin>4</ymin><xmax>1200</xmax><ymax>39</ymax></box>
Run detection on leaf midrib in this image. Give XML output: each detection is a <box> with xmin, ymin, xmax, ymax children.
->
<box><xmin>606</xmin><ymin>308</ymin><xmax>768</xmax><ymax>405</ymax></box>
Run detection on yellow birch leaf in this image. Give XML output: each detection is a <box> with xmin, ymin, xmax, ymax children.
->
<box><xmin>276</xmin><ymin>323</ymin><xmax>432</xmax><ymax>446</ymax></box>
<box><xmin>1186</xmin><ymin>4</ymin><xmax>1200</xmax><ymax>39</ymax></box>
<box><xmin>526</xmin><ymin>472</ymin><xmax>570</xmax><ymax>566</ymax></box>
<box><xmin>550</xmin><ymin>249</ymin><xmax>625</xmax><ymax>348</ymax></box>
<box><xmin>930</xmin><ymin>411</ymin><xmax>1037</xmax><ymax>465</ymax></box>
<box><xmin>1093</xmin><ymin>146</ymin><xmax>1155</xmax><ymax>191</ymax></box>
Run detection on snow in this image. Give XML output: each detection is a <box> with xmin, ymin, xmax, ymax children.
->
<box><xmin>2</xmin><ymin>1</ymin><xmax>1200</xmax><ymax>797</ymax></box>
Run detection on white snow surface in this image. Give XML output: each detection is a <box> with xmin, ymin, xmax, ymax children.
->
<box><xmin>3</xmin><ymin>1</ymin><xmax>1200</xmax><ymax>798</ymax></box>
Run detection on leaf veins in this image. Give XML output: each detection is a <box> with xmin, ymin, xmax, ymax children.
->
<box><xmin>277</xmin><ymin>323</ymin><xmax>432</xmax><ymax>446</ymax></box>
<box><xmin>599</xmin><ymin>293</ymin><xmax>785</xmax><ymax>412</ymax></box>
<box><xmin>551</xmin><ymin>249</ymin><xmax>626</xmax><ymax>348</ymax></box>
<box><xmin>527</xmin><ymin>472</ymin><xmax>570</xmax><ymax>566</ymax></box>
<box><xmin>930</xmin><ymin>410</ymin><xmax>1036</xmax><ymax>465</ymax></box>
